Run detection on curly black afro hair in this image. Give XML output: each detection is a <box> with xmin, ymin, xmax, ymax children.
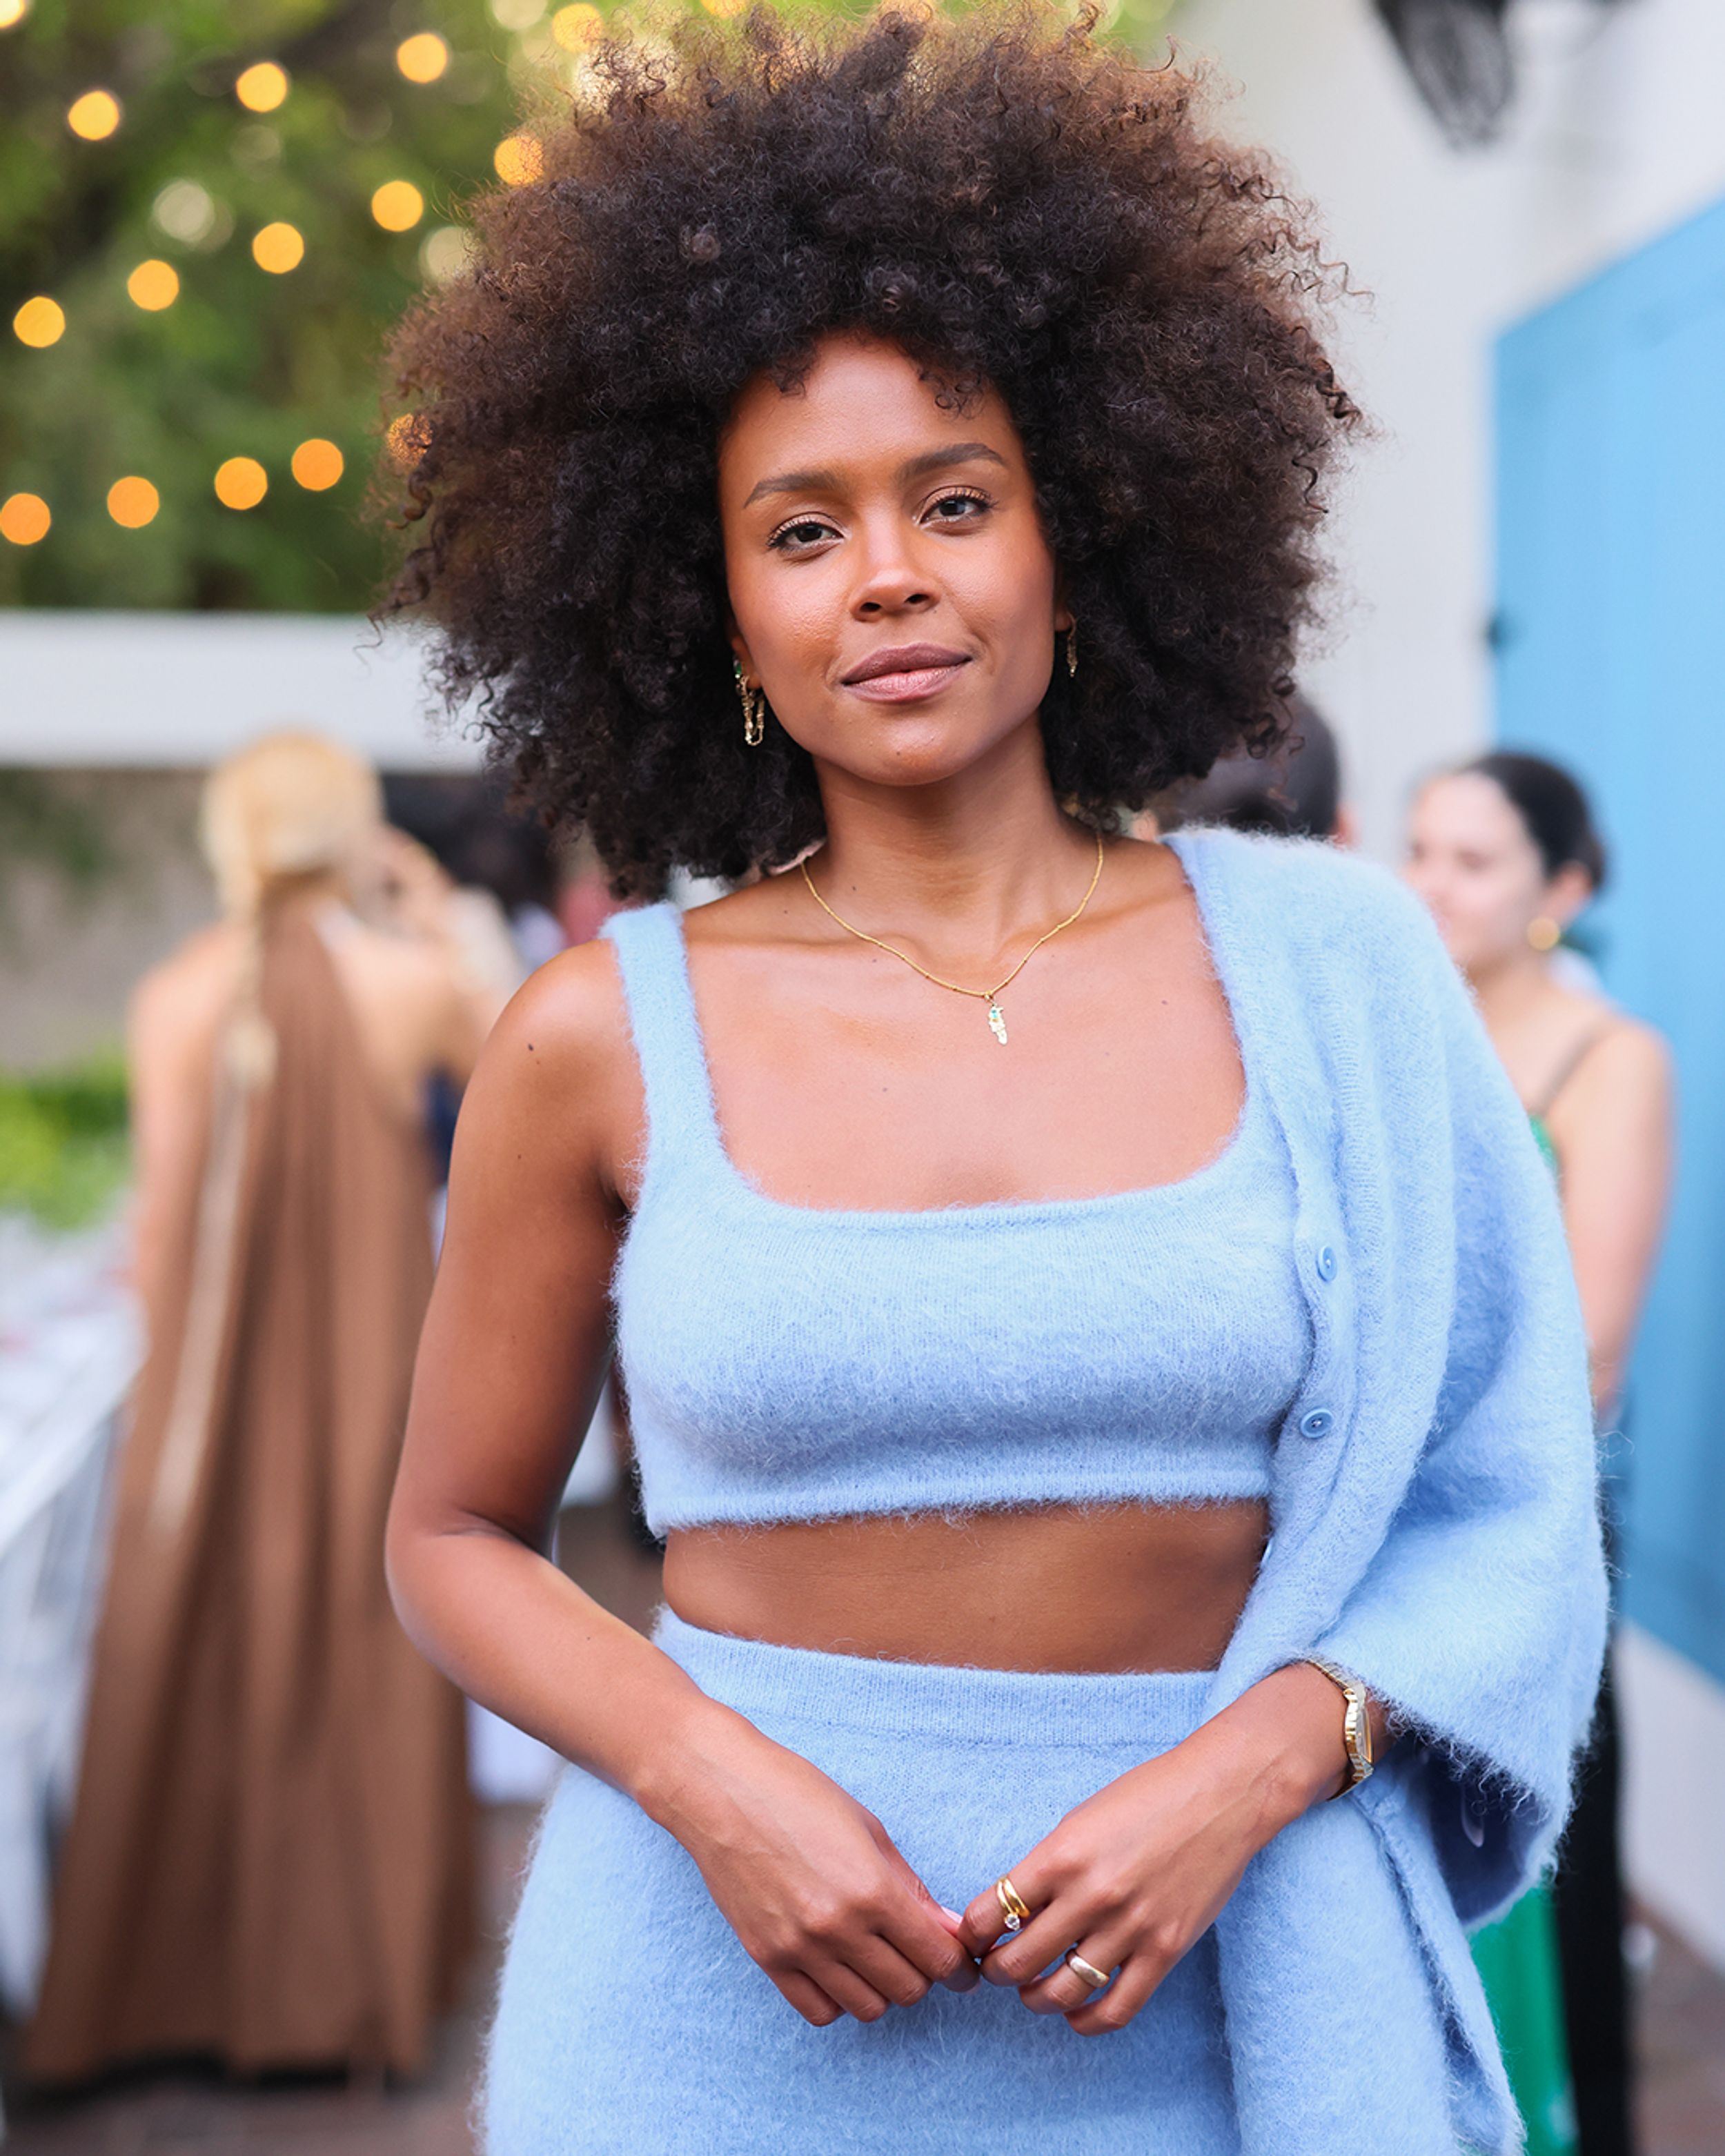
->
<box><xmin>380</xmin><ymin>3</ymin><xmax>1356</xmax><ymax>898</ymax></box>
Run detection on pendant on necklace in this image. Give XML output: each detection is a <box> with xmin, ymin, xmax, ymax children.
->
<box><xmin>987</xmin><ymin>1000</ymin><xmax>1009</xmax><ymax>1045</ymax></box>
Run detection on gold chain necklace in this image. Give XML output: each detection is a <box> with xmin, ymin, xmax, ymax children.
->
<box><xmin>798</xmin><ymin>832</ymin><xmax>1106</xmax><ymax>1046</ymax></box>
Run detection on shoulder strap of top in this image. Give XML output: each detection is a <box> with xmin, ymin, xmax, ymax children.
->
<box><xmin>599</xmin><ymin>903</ymin><xmax>720</xmax><ymax>1176</ymax></box>
<box><xmin>1530</xmin><ymin>1019</ymin><xmax>1616</xmax><ymax>1120</ymax></box>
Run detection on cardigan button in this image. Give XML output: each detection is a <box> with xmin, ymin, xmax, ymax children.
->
<box><xmin>1316</xmin><ymin>1245</ymin><xmax>1339</xmax><ymax>1282</ymax></box>
<box><xmin>1299</xmin><ymin>1407</ymin><xmax>1336</xmax><ymax>1440</ymax></box>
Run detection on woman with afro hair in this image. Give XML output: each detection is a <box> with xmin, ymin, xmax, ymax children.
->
<box><xmin>383</xmin><ymin>9</ymin><xmax>1606</xmax><ymax>2149</ymax></box>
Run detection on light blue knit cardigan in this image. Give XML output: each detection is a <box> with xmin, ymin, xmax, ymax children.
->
<box><xmin>1167</xmin><ymin>829</ymin><xmax>1607</xmax><ymax>2155</ymax></box>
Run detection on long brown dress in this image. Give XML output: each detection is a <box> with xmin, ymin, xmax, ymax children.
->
<box><xmin>26</xmin><ymin>902</ymin><xmax>473</xmax><ymax>2083</ymax></box>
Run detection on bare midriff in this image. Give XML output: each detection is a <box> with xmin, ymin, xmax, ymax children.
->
<box><xmin>663</xmin><ymin>1499</ymin><xmax>1272</xmax><ymax>1674</ymax></box>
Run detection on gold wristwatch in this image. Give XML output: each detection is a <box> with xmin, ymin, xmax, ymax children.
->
<box><xmin>1301</xmin><ymin>1656</ymin><xmax>1374</xmax><ymax>1797</ymax></box>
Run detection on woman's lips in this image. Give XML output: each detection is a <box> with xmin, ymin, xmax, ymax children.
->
<box><xmin>844</xmin><ymin>662</ymin><xmax>969</xmax><ymax>704</ymax></box>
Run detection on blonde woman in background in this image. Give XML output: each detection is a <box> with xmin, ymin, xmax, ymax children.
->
<box><xmin>1408</xmin><ymin>749</ymin><xmax>1673</xmax><ymax>2156</ymax></box>
<box><xmin>26</xmin><ymin>731</ymin><xmax>495</xmax><ymax>2086</ymax></box>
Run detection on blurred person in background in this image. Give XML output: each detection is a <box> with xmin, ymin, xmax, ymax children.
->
<box><xmin>1151</xmin><ymin>692</ymin><xmax>1353</xmax><ymax>843</ymax></box>
<box><xmin>1407</xmin><ymin>750</ymin><xmax>1673</xmax><ymax>2156</ymax></box>
<box><xmin>25</xmin><ymin>730</ymin><xmax>494</xmax><ymax>2086</ymax></box>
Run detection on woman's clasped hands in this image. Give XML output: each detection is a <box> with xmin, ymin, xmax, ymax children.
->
<box><xmin>662</xmin><ymin>1666</ymin><xmax>1344</xmax><ymax>2036</ymax></box>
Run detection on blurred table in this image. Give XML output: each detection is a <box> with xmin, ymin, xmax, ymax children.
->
<box><xmin>0</xmin><ymin>1215</ymin><xmax>139</xmax><ymax>2028</ymax></box>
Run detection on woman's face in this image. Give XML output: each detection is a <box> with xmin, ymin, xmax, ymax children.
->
<box><xmin>1404</xmin><ymin>771</ymin><xmax>1584</xmax><ymax>974</ymax></box>
<box><xmin>718</xmin><ymin>334</ymin><xmax>1067</xmax><ymax>795</ymax></box>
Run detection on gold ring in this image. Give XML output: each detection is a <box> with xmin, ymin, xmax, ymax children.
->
<box><xmin>1065</xmin><ymin>1951</ymin><xmax>1111</xmax><ymax>1989</ymax></box>
<box><xmin>994</xmin><ymin>1877</ymin><xmax>1031</xmax><ymax>1934</ymax></box>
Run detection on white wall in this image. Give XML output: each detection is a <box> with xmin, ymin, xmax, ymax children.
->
<box><xmin>1174</xmin><ymin>0</ymin><xmax>1725</xmax><ymax>1967</ymax></box>
<box><xmin>1176</xmin><ymin>0</ymin><xmax>1725</xmax><ymax>853</ymax></box>
<box><xmin>0</xmin><ymin>611</ymin><xmax>479</xmax><ymax>772</ymax></box>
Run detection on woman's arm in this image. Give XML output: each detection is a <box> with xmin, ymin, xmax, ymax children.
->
<box><xmin>386</xmin><ymin>945</ymin><xmax>971</xmax><ymax>2026</ymax></box>
<box><xmin>1546</xmin><ymin>1021</ymin><xmax>1674</xmax><ymax>1416</ymax></box>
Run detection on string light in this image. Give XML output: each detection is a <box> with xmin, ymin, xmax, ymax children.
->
<box><xmin>420</xmin><ymin>226</ymin><xmax>474</xmax><ymax>285</ymax></box>
<box><xmin>396</xmin><ymin>33</ymin><xmax>449</xmax><ymax>83</ymax></box>
<box><xmin>371</xmin><ymin>181</ymin><xmax>424</xmax><ymax>233</ymax></box>
<box><xmin>12</xmin><ymin>297</ymin><xmax>65</xmax><ymax>348</ymax></box>
<box><xmin>235</xmin><ymin>62</ymin><xmax>290</xmax><ymax>112</ymax></box>
<box><xmin>68</xmin><ymin>90</ymin><xmax>121</xmax><ymax>140</ymax></box>
<box><xmin>215</xmin><ymin>457</ymin><xmax>268</xmax><ymax>508</ymax></box>
<box><xmin>1</xmin><ymin>493</ymin><xmax>51</xmax><ymax>545</ymax></box>
<box><xmin>493</xmin><ymin>133</ymin><xmax>543</xmax><ymax>186</ymax></box>
<box><xmin>251</xmin><ymin>221</ymin><xmax>304</xmax><ymax>273</ymax></box>
<box><xmin>291</xmin><ymin>439</ymin><xmax>344</xmax><ymax>490</ymax></box>
<box><xmin>154</xmin><ymin>179</ymin><xmax>220</xmax><ymax>246</ymax></box>
<box><xmin>491</xmin><ymin>0</ymin><xmax>543</xmax><ymax>25</ymax></box>
<box><xmin>108</xmin><ymin>477</ymin><xmax>160</xmax><ymax>528</ymax></box>
<box><xmin>127</xmin><ymin>259</ymin><xmax>180</xmax><ymax>310</ymax></box>
<box><xmin>386</xmin><ymin>414</ymin><xmax>428</xmax><ymax>467</ymax></box>
<box><xmin>0</xmin><ymin>0</ymin><xmax>32</xmax><ymax>29</ymax></box>
<box><xmin>551</xmin><ymin>5</ymin><xmax>602</xmax><ymax>49</ymax></box>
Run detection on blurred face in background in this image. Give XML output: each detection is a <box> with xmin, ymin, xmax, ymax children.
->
<box><xmin>1404</xmin><ymin>771</ymin><xmax>1591</xmax><ymax>978</ymax></box>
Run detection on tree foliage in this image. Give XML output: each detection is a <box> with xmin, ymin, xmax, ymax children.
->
<box><xmin>1</xmin><ymin>0</ymin><xmax>544</xmax><ymax>610</ymax></box>
<box><xmin>1</xmin><ymin>0</ymin><xmax>1184</xmax><ymax>613</ymax></box>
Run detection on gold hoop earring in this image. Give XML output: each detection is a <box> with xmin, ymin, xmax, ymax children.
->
<box><xmin>1528</xmin><ymin>915</ymin><xmax>1561</xmax><ymax>953</ymax></box>
<box><xmin>1065</xmin><ymin>624</ymin><xmax>1078</xmax><ymax>680</ymax></box>
<box><xmin>733</xmin><ymin>660</ymin><xmax>765</xmax><ymax>748</ymax></box>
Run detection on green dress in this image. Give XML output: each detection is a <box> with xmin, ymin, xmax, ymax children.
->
<box><xmin>1467</xmin><ymin>1108</ymin><xmax>1578</xmax><ymax>2156</ymax></box>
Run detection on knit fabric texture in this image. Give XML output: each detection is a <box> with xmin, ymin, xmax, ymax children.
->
<box><xmin>577</xmin><ymin>829</ymin><xmax>1606</xmax><ymax>2155</ymax></box>
<box><xmin>603</xmin><ymin>904</ymin><xmax>1308</xmax><ymax>1530</ymax></box>
<box><xmin>487</xmin><ymin>1617</ymin><xmax>1245</xmax><ymax>2155</ymax></box>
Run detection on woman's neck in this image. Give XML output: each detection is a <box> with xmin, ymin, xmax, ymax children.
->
<box><xmin>809</xmin><ymin>724</ymin><xmax>1101</xmax><ymax>960</ymax></box>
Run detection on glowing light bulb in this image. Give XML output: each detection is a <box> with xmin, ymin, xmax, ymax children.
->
<box><xmin>153</xmin><ymin>179</ymin><xmax>219</xmax><ymax>246</ymax></box>
<box><xmin>127</xmin><ymin>259</ymin><xmax>180</xmax><ymax>310</ymax></box>
<box><xmin>12</xmin><ymin>296</ymin><xmax>65</xmax><ymax>348</ymax></box>
<box><xmin>0</xmin><ymin>493</ymin><xmax>50</xmax><ymax>544</ymax></box>
<box><xmin>215</xmin><ymin>457</ymin><xmax>268</xmax><ymax>509</ymax></box>
<box><xmin>235</xmin><ymin>61</ymin><xmax>289</xmax><ymax>112</ymax></box>
<box><xmin>68</xmin><ymin>90</ymin><xmax>121</xmax><ymax>140</ymax></box>
<box><xmin>251</xmin><ymin>221</ymin><xmax>304</xmax><ymax>273</ymax></box>
<box><xmin>0</xmin><ymin>0</ymin><xmax>32</xmax><ymax>30</ymax></box>
<box><xmin>291</xmin><ymin>439</ymin><xmax>344</xmax><ymax>491</ymax></box>
<box><xmin>108</xmin><ymin>477</ymin><xmax>160</xmax><ymax>528</ymax></box>
<box><xmin>386</xmin><ymin>414</ymin><xmax>428</xmax><ymax>467</ymax></box>
<box><xmin>493</xmin><ymin>133</ymin><xmax>542</xmax><ymax>186</ymax></box>
<box><xmin>371</xmin><ymin>181</ymin><xmax>425</xmax><ymax>233</ymax></box>
<box><xmin>420</xmin><ymin>225</ymin><xmax>474</xmax><ymax>285</ymax></box>
<box><xmin>396</xmin><ymin>32</ymin><xmax>449</xmax><ymax>83</ymax></box>
<box><xmin>551</xmin><ymin>5</ymin><xmax>602</xmax><ymax>49</ymax></box>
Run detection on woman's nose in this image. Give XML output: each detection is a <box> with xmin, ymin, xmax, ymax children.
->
<box><xmin>851</xmin><ymin>532</ymin><xmax>938</xmax><ymax>617</ymax></box>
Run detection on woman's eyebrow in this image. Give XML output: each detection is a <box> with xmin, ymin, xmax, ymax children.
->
<box><xmin>741</xmin><ymin>442</ymin><xmax>1009</xmax><ymax>508</ymax></box>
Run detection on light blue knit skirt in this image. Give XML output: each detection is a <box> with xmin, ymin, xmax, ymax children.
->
<box><xmin>484</xmin><ymin>1612</ymin><xmax>1239</xmax><ymax>2154</ymax></box>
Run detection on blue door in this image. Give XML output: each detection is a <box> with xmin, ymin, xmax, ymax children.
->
<box><xmin>1497</xmin><ymin>199</ymin><xmax>1725</xmax><ymax>1682</ymax></box>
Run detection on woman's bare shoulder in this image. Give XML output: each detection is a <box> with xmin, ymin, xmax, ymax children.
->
<box><xmin>1570</xmin><ymin>1009</ymin><xmax>1672</xmax><ymax>1095</ymax></box>
<box><xmin>130</xmin><ymin>921</ymin><xmax>244</xmax><ymax>1034</ymax></box>
<box><xmin>459</xmin><ymin>936</ymin><xmax>642</xmax><ymax>1191</ymax></box>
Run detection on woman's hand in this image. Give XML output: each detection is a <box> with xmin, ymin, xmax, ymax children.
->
<box><xmin>644</xmin><ymin>1699</ymin><xmax>978</xmax><ymax>2028</ymax></box>
<box><xmin>955</xmin><ymin>1662</ymin><xmax>1358</xmax><ymax>2035</ymax></box>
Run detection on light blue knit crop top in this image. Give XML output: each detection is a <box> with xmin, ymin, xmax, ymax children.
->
<box><xmin>602</xmin><ymin>902</ymin><xmax>1311</xmax><ymax>1534</ymax></box>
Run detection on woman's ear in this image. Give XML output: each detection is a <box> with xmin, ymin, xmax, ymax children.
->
<box><xmin>1548</xmin><ymin>860</ymin><xmax>1593</xmax><ymax>927</ymax></box>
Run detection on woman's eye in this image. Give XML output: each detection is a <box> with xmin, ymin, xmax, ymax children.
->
<box><xmin>925</xmin><ymin>489</ymin><xmax>989</xmax><ymax>525</ymax></box>
<box><xmin>768</xmin><ymin>517</ymin><xmax>838</xmax><ymax>552</ymax></box>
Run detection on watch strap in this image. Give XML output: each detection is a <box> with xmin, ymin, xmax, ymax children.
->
<box><xmin>1301</xmin><ymin>1656</ymin><xmax>1375</xmax><ymax>1797</ymax></box>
